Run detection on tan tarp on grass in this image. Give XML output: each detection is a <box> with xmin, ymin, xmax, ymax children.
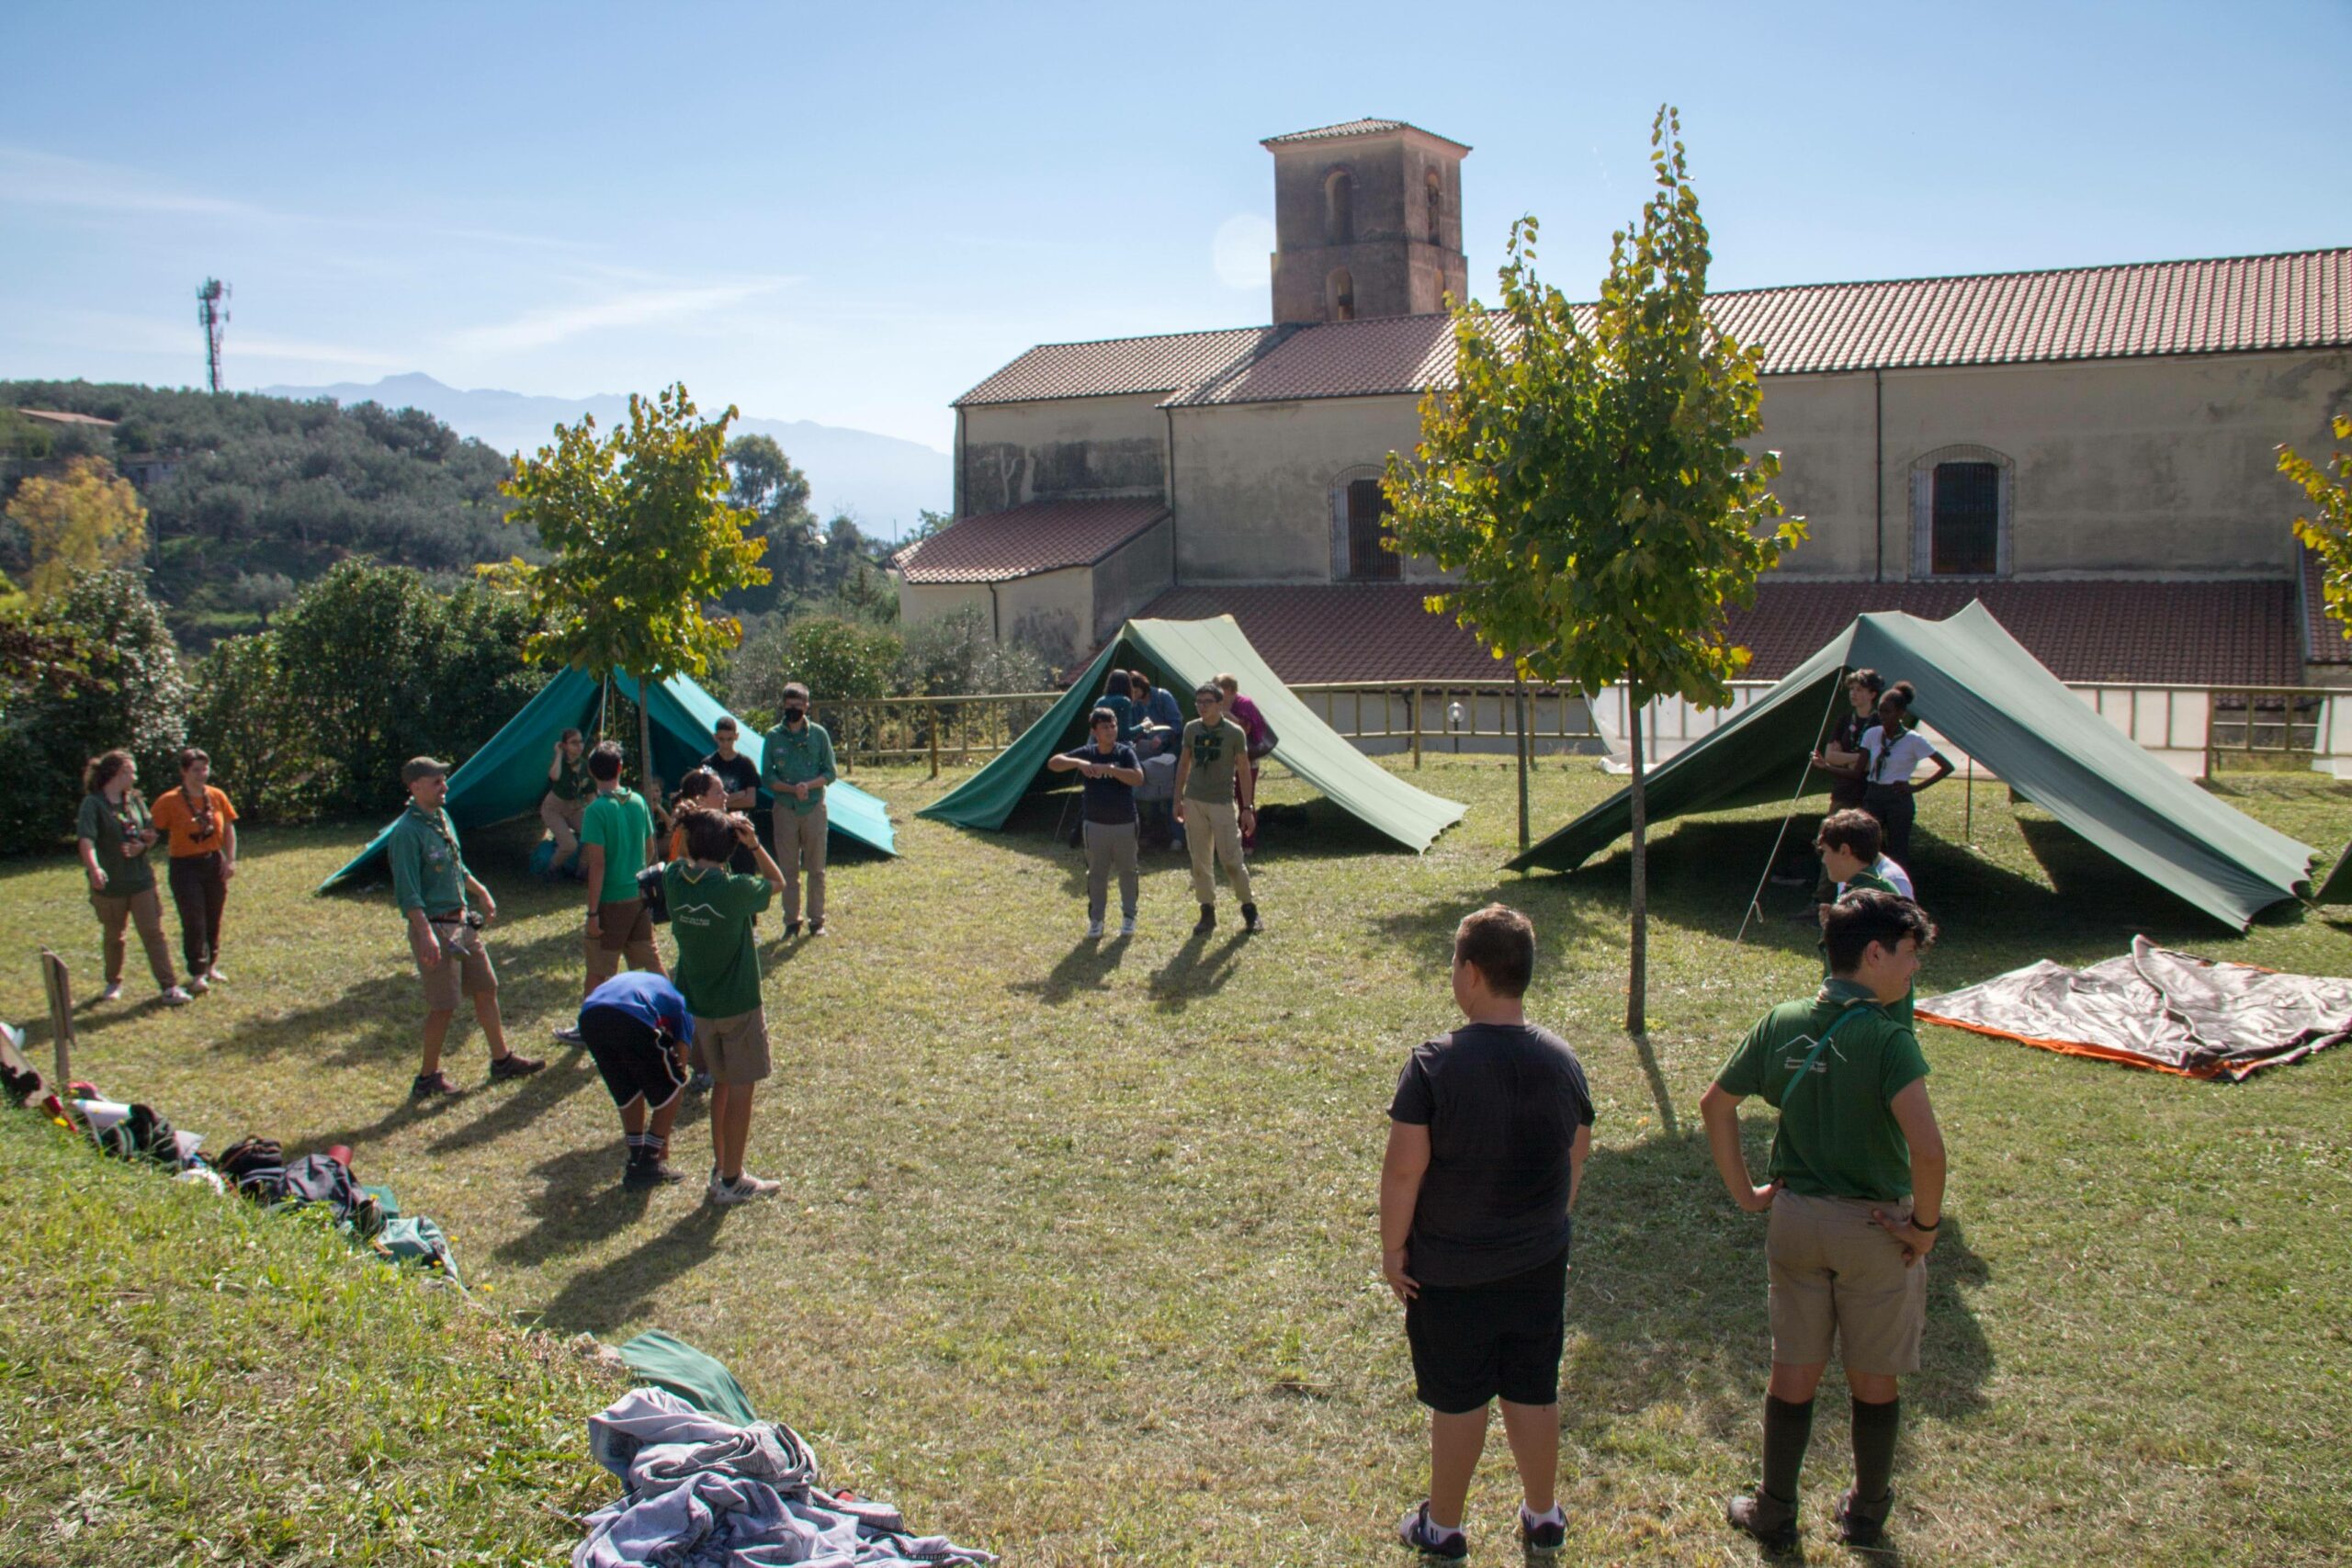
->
<box><xmin>1917</xmin><ymin>936</ymin><xmax>2352</xmax><ymax>1080</ymax></box>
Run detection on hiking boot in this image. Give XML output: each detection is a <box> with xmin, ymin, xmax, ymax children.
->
<box><xmin>623</xmin><ymin>1153</ymin><xmax>684</xmax><ymax>1189</ymax></box>
<box><xmin>1518</xmin><ymin>1502</ymin><xmax>1566</xmax><ymax>1559</ymax></box>
<box><xmin>1241</xmin><ymin>901</ymin><xmax>1262</xmax><ymax>932</ymax></box>
<box><xmin>785</xmin><ymin>919</ymin><xmax>803</xmax><ymax>939</ymax></box>
<box><xmin>96</xmin><ymin>980</ymin><xmax>123</xmax><ymax>1002</ymax></box>
<box><xmin>1395</xmin><ymin>1501</ymin><xmax>1467</xmax><ymax>1562</ymax></box>
<box><xmin>410</xmin><ymin>1070</ymin><xmax>458</xmax><ymax>1100</ymax></box>
<box><xmin>1725</xmin><ymin>1490</ymin><xmax>1799</xmax><ymax>1551</ymax></box>
<box><xmin>159</xmin><ymin>986</ymin><xmax>193</xmax><ymax>1007</ymax></box>
<box><xmin>1193</xmin><ymin>903</ymin><xmax>1216</xmax><ymax>934</ymax></box>
<box><xmin>552</xmin><ymin>1023</ymin><xmax>585</xmax><ymax>1043</ymax></box>
<box><xmin>1835</xmin><ymin>1486</ymin><xmax>1893</xmax><ymax>1548</ymax></box>
<box><xmin>808</xmin><ymin>916</ymin><xmax>826</xmax><ymax>937</ymax></box>
<box><xmin>489</xmin><ymin>1051</ymin><xmax>545</xmax><ymax>1082</ymax></box>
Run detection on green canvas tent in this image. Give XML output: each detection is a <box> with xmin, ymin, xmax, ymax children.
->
<box><xmin>320</xmin><ymin>666</ymin><xmax>895</xmax><ymax>892</ymax></box>
<box><xmin>919</xmin><ymin>615</ymin><xmax>1465</xmax><ymax>852</ymax></box>
<box><xmin>1508</xmin><ymin>602</ymin><xmax>2314</xmax><ymax>930</ymax></box>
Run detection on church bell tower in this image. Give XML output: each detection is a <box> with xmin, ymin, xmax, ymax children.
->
<box><xmin>1263</xmin><ymin>118</ymin><xmax>1471</xmax><ymax>327</ymax></box>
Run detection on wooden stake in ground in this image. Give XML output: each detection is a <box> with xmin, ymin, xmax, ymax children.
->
<box><xmin>39</xmin><ymin>947</ymin><xmax>75</xmax><ymax>1112</ymax></box>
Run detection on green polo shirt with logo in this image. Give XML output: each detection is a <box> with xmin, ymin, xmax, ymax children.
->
<box><xmin>580</xmin><ymin>787</ymin><xmax>655</xmax><ymax>905</ymax></box>
<box><xmin>761</xmin><ymin>719</ymin><xmax>836</xmax><ymax>815</ymax></box>
<box><xmin>664</xmin><ymin>862</ymin><xmax>774</xmax><ymax>1018</ymax></box>
<box><xmin>387</xmin><ymin>805</ymin><xmax>472</xmax><ymax>919</ymax></box>
<box><xmin>1714</xmin><ymin>978</ymin><xmax>1929</xmax><ymax>1202</ymax></box>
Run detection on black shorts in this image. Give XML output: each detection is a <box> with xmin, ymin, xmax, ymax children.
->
<box><xmin>1404</xmin><ymin>1248</ymin><xmax>1569</xmax><ymax>1414</ymax></box>
<box><xmin>579</xmin><ymin>1006</ymin><xmax>688</xmax><ymax>1112</ymax></box>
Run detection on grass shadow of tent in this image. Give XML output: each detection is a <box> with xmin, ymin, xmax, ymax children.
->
<box><xmin>1564</xmin><ymin>1131</ymin><xmax>1994</xmax><ymax>1435</ymax></box>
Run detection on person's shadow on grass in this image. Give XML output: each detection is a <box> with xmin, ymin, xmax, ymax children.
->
<box><xmin>1146</xmin><ymin>927</ymin><xmax>1249</xmax><ymax>1011</ymax></box>
<box><xmin>493</xmin><ymin>1143</ymin><xmax>659</xmax><ymax>1268</ymax></box>
<box><xmin>1012</xmin><ymin>933</ymin><xmax>1135</xmax><ymax>1004</ymax></box>
<box><xmin>531</xmin><ymin>1201</ymin><xmax>729</xmax><ymax>1336</ymax></box>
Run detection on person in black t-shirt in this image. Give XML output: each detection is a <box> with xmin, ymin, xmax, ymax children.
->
<box><xmin>701</xmin><ymin>716</ymin><xmax>762</xmax><ymax>811</ymax></box>
<box><xmin>1046</xmin><ymin>706</ymin><xmax>1144</xmax><ymax>938</ymax></box>
<box><xmin>1382</xmin><ymin>903</ymin><xmax>1594</xmax><ymax>1561</ymax></box>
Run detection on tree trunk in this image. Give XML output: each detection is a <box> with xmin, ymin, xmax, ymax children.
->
<box><xmin>1515</xmin><ymin>680</ymin><xmax>1532</xmax><ymax>852</ymax></box>
<box><xmin>1626</xmin><ymin>682</ymin><xmax>1648</xmax><ymax>1036</ymax></box>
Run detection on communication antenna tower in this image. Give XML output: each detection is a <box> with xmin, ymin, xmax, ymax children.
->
<box><xmin>197</xmin><ymin>278</ymin><xmax>231</xmax><ymax>393</ymax></box>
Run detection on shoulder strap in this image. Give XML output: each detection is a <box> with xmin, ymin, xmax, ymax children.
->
<box><xmin>1782</xmin><ymin>1000</ymin><xmax>1875</xmax><ymax>1103</ymax></box>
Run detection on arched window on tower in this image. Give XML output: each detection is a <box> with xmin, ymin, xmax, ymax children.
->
<box><xmin>1324</xmin><ymin>168</ymin><xmax>1354</xmax><ymax>244</ymax></box>
<box><xmin>1327</xmin><ymin>267</ymin><xmax>1355</xmax><ymax>322</ymax></box>
<box><xmin>1424</xmin><ymin>169</ymin><xmax>1442</xmax><ymax>243</ymax></box>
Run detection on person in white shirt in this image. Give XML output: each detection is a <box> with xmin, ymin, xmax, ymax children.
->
<box><xmin>1838</xmin><ymin>682</ymin><xmax>1951</xmax><ymax>863</ymax></box>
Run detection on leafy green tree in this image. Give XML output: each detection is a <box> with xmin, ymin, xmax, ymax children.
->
<box><xmin>724</xmin><ymin>433</ymin><xmax>817</xmax><ymax>613</ymax></box>
<box><xmin>7</xmin><ymin>456</ymin><xmax>149</xmax><ymax>601</ymax></box>
<box><xmin>2280</xmin><ymin>415</ymin><xmax>2352</xmax><ymax>636</ymax></box>
<box><xmin>895</xmin><ymin>603</ymin><xmax>1049</xmax><ymax>696</ymax></box>
<box><xmin>269</xmin><ymin>562</ymin><xmax>447</xmax><ymax>815</ymax></box>
<box><xmin>1385</xmin><ymin>107</ymin><xmax>1804</xmax><ymax>1033</ymax></box>
<box><xmin>500</xmin><ymin>384</ymin><xmax>768</xmax><ymax>778</ymax></box>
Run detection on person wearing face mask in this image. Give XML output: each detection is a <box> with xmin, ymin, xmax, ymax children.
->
<box><xmin>760</xmin><ymin>681</ymin><xmax>837</xmax><ymax>937</ymax></box>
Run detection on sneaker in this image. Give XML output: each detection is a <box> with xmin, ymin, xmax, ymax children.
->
<box><xmin>1724</xmin><ymin>1491</ymin><xmax>1799</xmax><ymax>1552</ymax></box>
<box><xmin>96</xmin><ymin>981</ymin><xmax>123</xmax><ymax>1002</ymax></box>
<box><xmin>1118</xmin><ymin>916</ymin><xmax>1136</xmax><ymax>937</ymax></box>
<box><xmin>1835</xmin><ymin>1487</ymin><xmax>1893</xmax><ymax>1548</ymax></box>
<box><xmin>410</xmin><ymin>1070</ymin><xmax>458</xmax><ymax>1100</ymax></box>
<box><xmin>204</xmin><ymin>968</ymin><xmax>227</xmax><ymax>984</ymax></box>
<box><xmin>1193</xmin><ymin>903</ymin><xmax>1215</xmax><ymax>935</ymax></box>
<box><xmin>1518</xmin><ymin>1502</ymin><xmax>1566</xmax><ymax>1559</ymax></box>
<box><xmin>808</xmin><ymin>916</ymin><xmax>826</xmax><ymax>938</ymax></box>
<box><xmin>785</xmin><ymin>919</ymin><xmax>803</xmax><ymax>939</ymax></box>
<box><xmin>710</xmin><ymin>1171</ymin><xmax>782</xmax><ymax>1205</ymax></box>
<box><xmin>489</xmin><ymin>1051</ymin><xmax>545</xmax><ymax>1081</ymax></box>
<box><xmin>1241</xmin><ymin>902</ymin><xmax>1262</xmax><ymax>933</ymax></box>
<box><xmin>552</xmin><ymin>1023</ymin><xmax>585</xmax><ymax>1043</ymax></box>
<box><xmin>188</xmin><ymin>974</ymin><xmax>210</xmax><ymax>995</ymax></box>
<box><xmin>159</xmin><ymin>986</ymin><xmax>192</xmax><ymax>1007</ymax></box>
<box><xmin>1086</xmin><ymin>920</ymin><xmax>1104</xmax><ymax>939</ymax></box>
<box><xmin>1768</xmin><ymin>871</ymin><xmax>1810</xmax><ymax>887</ymax></box>
<box><xmin>622</xmin><ymin>1155</ymin><xmax>684</xmax><ymax>1189</ymax></box>
<box><xmin>1395</xmin><ymin>1501</ymin><xmax>1467</xmax><ymax>1562</ymax></box>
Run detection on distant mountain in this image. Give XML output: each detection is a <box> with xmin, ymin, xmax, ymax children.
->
<box><xmin>261</xmin><ymin>373</ymin><xmax>950</xmax><ymax>539</ymax></box>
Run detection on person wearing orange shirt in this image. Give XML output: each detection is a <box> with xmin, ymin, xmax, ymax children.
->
<box><xmin>149</xmin><ymin>747</ymin><xmax>238</xmax><ymax>994</ymax></box>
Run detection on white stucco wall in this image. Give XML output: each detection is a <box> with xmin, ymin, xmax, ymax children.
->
<box><xmin>1168</xmin><ymin>394</ymin><xmax>1438</xmax><ymax>582</ymax></box>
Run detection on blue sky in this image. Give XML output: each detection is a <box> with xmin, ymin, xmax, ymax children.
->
<box><xmin>4</xmin><ymin>1</ymin><xmax>2346</xmax><ymax>452</ymax></box>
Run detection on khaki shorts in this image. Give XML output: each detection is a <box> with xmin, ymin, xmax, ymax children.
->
<box><xmin>1766</xmin><ymin>1188</ymin><xmax>1926</xmax><ymax>1375</ymax></box>
<box><xmin>416</xmin><ymin>920</ymin><xmax>497</xmax><ymax>1013</ymax></box>
<box><xmin>695</xmin><ymin>1007</ymin><xmax>771</xmax><ymax>1086</ymax></box>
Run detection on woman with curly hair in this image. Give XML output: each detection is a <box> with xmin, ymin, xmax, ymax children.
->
<box><xmin>75</xmin><ymin>750</ymin><xmax>190</xmax><ymax>1007</ymax></box>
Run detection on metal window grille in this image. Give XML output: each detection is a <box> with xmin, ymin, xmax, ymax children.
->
<box><xmin>1345</xmin><ymin>479</ymin><xmax>1401</xmax><ymax>580</ymax></box>
<box><xmin>1932</xmin><ymin>461</ymin><xmax>2000</xmax><ymax>576</ymax></box>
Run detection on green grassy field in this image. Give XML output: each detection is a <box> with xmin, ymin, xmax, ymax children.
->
<box><xmin>2</xmin><ymin>754</ymin><xmax>2347</xmax><ymax>1565</ymax></box>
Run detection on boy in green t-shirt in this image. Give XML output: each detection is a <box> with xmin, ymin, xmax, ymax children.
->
<box><xmin>665</xmin><ymin>806</ymin><xmax>786</xmax><ymax>1204</ymax></box>
<box><xmin>558</xmin><ymin>742</ymin><xmax>663</xmax><ymax>1042</ymax></box>
<box><xmin>1699</xmin><ymin>890</ymin><xmax>1949</xmax><ymax>1552</ymax></box>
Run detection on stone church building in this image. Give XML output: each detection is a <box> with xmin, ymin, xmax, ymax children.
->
<box><xmin>894</xmin><ymin>118</ymin><xmax>2352</xmax><ymax>690</ymax></box>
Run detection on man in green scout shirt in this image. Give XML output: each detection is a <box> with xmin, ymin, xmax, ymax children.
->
<box><xmin>760</xmin><ymin>680</ymin><xmax>836</xmax><ymax>938</ymax></box>
<box><xmin>665</xmin><ymin>805</ymin><xmax>787</xmax><ymax>1203</ymax></box>
<box><xmin>1699</xmin><ymin>890</ymin><xmax>1949</xmax><ymax>1552</ymax></box>
<box><xmin>1171</xmin><ymin>682</ymin><xmax>1260</xmax><ymax>934</ymax></box>
<box><xmin>552</xmin><ymin>741</ymin><xmax>666</xmax><ymax>1043</ymax></box>
<box><xmin>386</xmin><ymin>757</ymin><xmax>543</xmax><ymax>1100</ymax></box>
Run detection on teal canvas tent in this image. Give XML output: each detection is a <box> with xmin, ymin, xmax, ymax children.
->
<box><xmin>1507</xmin><ymin>602</ymin><xmax>2314</xmax><ymax>930</ymax></box>
<box><xmin>320</xmin><ymin>666</ymin><xmax>895</xmax><ymax>893</ymax></box>
<box><xmin>919</xmin><ymin>615</ymin><xmax>1465</xmax><ymax>852</ymax></box>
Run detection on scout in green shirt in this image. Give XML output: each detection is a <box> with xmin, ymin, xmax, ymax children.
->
<box><xmin>1811</xmin><ymin>808</ymin><xmax>1917</xmax><ymax>1027</ymax></box>
<box><xmin>665</xmin><ymin>804</ymin><xmax>786</xmax><ymax>1202</ymax></box>
<box><xmin>760</xmin><ymin>681</ymin><xmax>837</xmax><ymax>936</ymax></box>
<box><xmin>1699</xmin><ymin>889</ymin><xmax>1949</xmax><ymax>1553</ymax></box>
<box><xmin>74</xmin><ymin>750</ymin><xmax>187</xmax><ymax>1005</ymax></box>
<box><xmin>389</xmin><ymin>756</ymin><xmax>540</xmax><ymax>1100</ymax></box>
<box><xmin>570</xmin><ymin>741</ymin><xmax>665</xmax><ymax>1016</ymax></box>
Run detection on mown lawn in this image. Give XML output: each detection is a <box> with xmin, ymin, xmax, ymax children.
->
<box><xmin>2</xmin><ymin>754</ymin><xmax>2347</xmax><ymax>1565</ymax></box>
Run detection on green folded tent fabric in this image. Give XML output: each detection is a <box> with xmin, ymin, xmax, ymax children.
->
<box><xmin>616</xmin><ymin>1329</ymin><xmax>760</xmax><ymax>1426</ymax></box>
<box><xmin>2315</xmin><ymin>840</ymin><xmax>2352</xmax><ymax>906</ymax></box>
<box><xmin>319</xmin><ymin>666</ymin><xmax>895</xmax><ymax>892</ymax></box>
<box><xmin>918</xmin><ymin>615</ymin><xmax>1465</xmax><ymax>853</ymax></box>
<box><xmin>1508</xmin><ymin>602</ymin><xmax>2314</xmax><ymax>931</ymax></box>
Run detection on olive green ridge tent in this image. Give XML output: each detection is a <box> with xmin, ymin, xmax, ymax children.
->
<box><xmin>919</xmin><ymin>615</ymin><xmax>1465</xmax><ymax>852</ymax></box>
<box><xmin>1507</xmin><ymin>602</ymin><xmax>2314</xmax><ymax>930</ymax></box>
<box><xmin>319</xmin><ymin>665</ymin><xmax>895</xmax><ymax>893</ymax></box>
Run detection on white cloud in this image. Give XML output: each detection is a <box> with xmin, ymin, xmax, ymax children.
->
<box><xmin>0</xmin><ymin>146</ymin><xmax>261</xmax><ymax>218</ymax></box>
<box><xmin>1212</xmin><ymin>213</ymin><xmax>1276</xmax><ymax>292</ymax></box>
<box><xmin>441</xmin><ymin>277</ymin><xmax>796</xmax><ymax>355</ymax></box>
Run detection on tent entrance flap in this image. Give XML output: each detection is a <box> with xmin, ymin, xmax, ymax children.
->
<box><xmin>322</xmin><ymin>666</ymin><xmax>894</xmax><ymax>893</ymax></box>
<box><xmin>1508</xmin><ymin>602</ymin><xmax>2312</xmax><ymax>931</ymax></box>
<box><xmin>917</xmin><ymin>615</ymin><xmax>1465</xmax><ymax>853</ymax></box>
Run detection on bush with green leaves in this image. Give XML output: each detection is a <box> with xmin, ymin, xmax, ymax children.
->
<box><xmin>729</xmin><ymin>614</ymin><xmax>902</xmax><ymax>730</ymax></box>
<box><xmin>0</xmin><ymin>569</ymin><xmax>188</xmax><ymax>853</ymax></box>
<box><xmin>894</xmin><ymin>603</ymin><xmax>1051</xmax><ymax>697</ymax></box>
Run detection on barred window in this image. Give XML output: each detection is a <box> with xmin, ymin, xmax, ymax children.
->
<box><xmin>1931</xmin><ymin>461</ymin><xmax>2000</xmax><ymax>576</ymax></box>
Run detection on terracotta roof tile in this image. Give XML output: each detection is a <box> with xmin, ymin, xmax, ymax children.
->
<box><xmin>955</xmin><ymin>326</ymin><xmax>1282</xmax><ymax>408</ymax></box>
<box><xmin>1126</xmin><ymin>579</ymin><xmax>2301</xmax><ymax>688</ymax></box>
<box><xmin>2300</xmin><ymin>543</ymin><xmax>2352</xmax><ymax>664</ymax></box>
<box><xmin>1261</xmin><ymin>118</ymin><xmax>1471</xmax><ymax>152</ymax></box>
<box><xmin>974</xmin><ymin>250</ymin><xmax>2352</xmax><ymax>408</ymax></box>
<box><xmin>893</xmin><ymin>498</ymin><xmax>1166</xmax><ymax>584</ymax></box>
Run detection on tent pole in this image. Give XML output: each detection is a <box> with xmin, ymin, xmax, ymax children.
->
<box><xmin>598</xmin><ymin>672</ymin><xmax>611</xmax><ymax>742</ymax></box>
<box><xmin>1736</xmin><ymin>672</ymin><xmax>1852</xmax><ymax>944</ymax></box>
